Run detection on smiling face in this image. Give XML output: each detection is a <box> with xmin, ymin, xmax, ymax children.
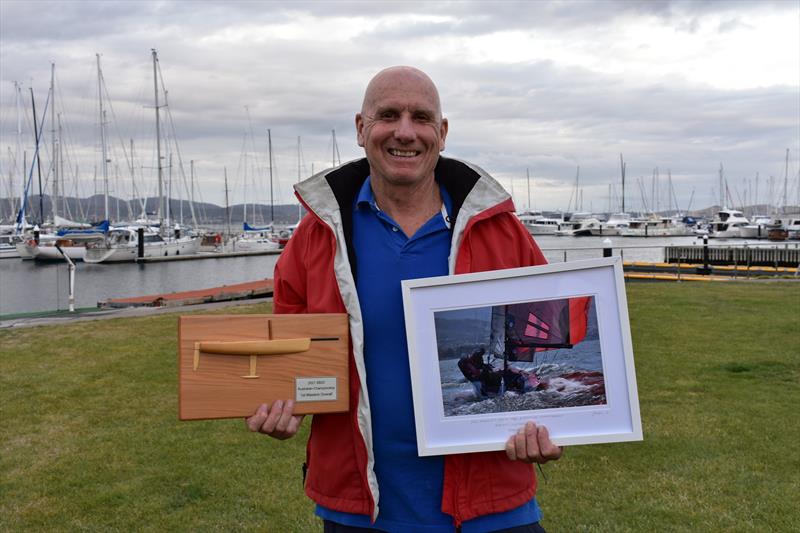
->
<box><xmin>355</xmin><ymin>67</ymin><xmax>448</xmax><ymax>189</ymax></box>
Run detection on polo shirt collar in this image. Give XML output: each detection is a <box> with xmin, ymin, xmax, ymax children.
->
<box><xmin>355</xmin><ymin>175</ymin><xmax>453</xmax><ymax>224</ymax></box>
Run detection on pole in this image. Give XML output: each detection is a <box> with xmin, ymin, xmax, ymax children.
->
<box><xmin>50</xmin><ymin>63</ymin><xmax>58</xmax><ymax>220</ymax></box>
<box><xmin>97</xmin><ymin>54</ymin><xmax>110</xmax><ymax>222</ymax></box>
<box><xmin>137</xmin><ymin>227</ymin><xmax>145</xmax><ymax>258</ymax></box>
<box><xmin>190</xmin><ymin>159</ymin><xmax>195</xmax><ymax>222</ymax></box>
<box><xmin>267</xmin><ymin>128</ymin><xmax>274</xmax><ymax>223</ymax></box>
<box><xmin>697</xmin><ymin>234</ymin><xmax>711</xmax><ymax>275</ymax></box>
<box><xmin>224</xmin><ymin>167</ymin><xmax>231</xmax><ymax>250</ymax></box>
<box><xmin>153</xmin><ymin>49</ymin><xmax>164</xmax><ymax>236</ymax></box>
<box><xmin>56</xmin><ymin>244</ymin><xmax>76</xmax><ymax>312</ymax></box>
<box><xmin>526</xmin><ymin>167</ymin><xmax>531</xmax><ymax>211</ymax></box>
<box><xmin>783</xmin><ymin>148</ymin><xmax>789</xmax><ymax>213</ymax></box>
<box><xmin>30</xmin><ymin>88</ymin><xmax>45</xmax><ymax>224</ymax></box>
<box><xmin>620</xmin><ymin>153</ymin><xmax>626</xmax><ymax>213</ymax></box>
<box><xmin>297</xmin><ymin>136</ymin><xmax>303</xmax><ymax>222</ymax></box>
<box><xmin>15</xmin><ymin>82</ymin><xmax>25</xmax><ymax>231</ymax></box>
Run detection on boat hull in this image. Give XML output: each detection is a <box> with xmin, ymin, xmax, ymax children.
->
<box><xmin>32</xmin><ymin>245</ymin><xmax>87</xmax><ymax>261</ymax></box>
<box><xmin>0</xmin><ymin>245</ymin><xmax>20</xmax><ymax>259</ymax></box>
<box><xmin>85</xmin><ymin>237</ymin><xmax>200</xmax><ymax>263</ymax></box>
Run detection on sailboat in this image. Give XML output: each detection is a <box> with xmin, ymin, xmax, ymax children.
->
<box><xmin>85</xmin><ymin>50</ymin><xmax>199</xmax><ymax>263</ymax></box>
<box><xmin>457</xmin><ymin>297</ymin><xmax>602</xmax><ymax>400</ymax></box>
<box><xmin>19</xmin><ymin>64</ymin><xmax>107</xmax><ymax>261</ymax></box>
<box><xmin>234</xmin><ymin>127</ymin><xmax>279</xmax><ymax>252</ymax></box>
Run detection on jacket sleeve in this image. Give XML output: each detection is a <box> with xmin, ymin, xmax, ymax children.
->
<box><xmin>273</xmin><ymin>218</ymin><xmax>310</xmax><ymax>314</ymax></box>
<box><xmin>455</xmin><ymin>211</ymin><xmax>547</xmax><ymax>274</ymax></box>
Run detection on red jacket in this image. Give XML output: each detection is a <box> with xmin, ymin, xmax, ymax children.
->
<box><xmin>273</xmin><ymin>157</ymin><xmax>547</xmax><ymax>526</ymax></box>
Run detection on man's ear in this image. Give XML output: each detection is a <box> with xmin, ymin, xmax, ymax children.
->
<box><xmin>439</xmin><ymin>118</ymin><xmax>449</xmax><ymax>152</ymax></box>
<box><xmin>355</xmin><ymin>113</ymin><xmax>365</xmax><ymax>147</ymax></box>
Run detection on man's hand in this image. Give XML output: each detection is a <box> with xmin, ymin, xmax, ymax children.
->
<box><xmin>246</xmin><ymin>400</ymin><xmax>305</xmax><ymax>440</ymax></box>
<box><xmin>505</xmin><ymin>421</ymin><xmax>562</xmax><ymax>464</ymax></box>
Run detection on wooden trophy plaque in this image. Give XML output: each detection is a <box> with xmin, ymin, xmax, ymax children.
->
<box><xmin>178</xmin><ymin>314</ymin><xmax>349</xmax><ymax>420</ymax></box>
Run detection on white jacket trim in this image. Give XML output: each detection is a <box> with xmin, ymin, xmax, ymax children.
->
<box><xmin>294</xmin><ymin>167</ymin><xmax>380</xmax><ymax>520</ymax></box>
<box><xmin>446</xmin><ymin>158</ymin><xmax>512</xmax><ymax>274</ymax></box>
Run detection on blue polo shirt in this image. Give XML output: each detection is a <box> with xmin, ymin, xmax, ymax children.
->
<box><xmin>316</xmin><ymin>176</ymin><xmax>542</xmax><ymax>532</ymax></box>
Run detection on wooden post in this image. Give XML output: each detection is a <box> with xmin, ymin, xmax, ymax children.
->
<box><xmin>696</xmin><ymin>235</ymin><xmax>711</xmax><ymax>275</ymax></box>
<box><xmin>603</xmin><ymin>238</ymin><xmax>612</xmax><ymax>258</ymax></box>
<box><xmin>137</xmin><ymin>227</ymin><xmax>145</xmax><ymax>258</ymax></box>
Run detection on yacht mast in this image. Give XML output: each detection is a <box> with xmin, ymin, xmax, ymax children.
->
<box><xmin>526</xmin><ymin>167</ymin><xmax>531</xmax><ymax>211</ymax></box>
<box><xmin>97</xmin><ymin>54</ymin><xmax>109</xmax><ymax>222</ymax></box>
<box><xmin>297</xmin><ymin>136</ymin><xmax>302</xmax><ymax>222</ymax></box>
<box><xmin>15</xmin><ymin>81</ymin><xmax>25</xmax><ymax>231</ymax></box>
<box><xmin>30</xmin><ymin>88</ymin><xmax>45</xmax><ymax>224</ymax></box>
<box><xmin>331</xmin><ymin>129</ymin><xmax>341</xmax><ymax>168</ymax></box>
<box><xmin>224</xmin><ymin>167</ymin><xmax>231</xmax><ymax>241</ymax></box>
<box><xmin>783</xmin><ymin>148</ymin><xmax>789</xmax><ymax>214</ymax></box>
<box><xmin>50</xmin><ymin>63</ymin><xmax>58</xmax><ymax>220</ymax></box>
<box><xmin>620</xmin><ymin>153</ymin><xmax>626</xmax><ymax>213</ymax></box>
<box><xmin>152</xmin><ymin>49</ymin><xmax>164</xmax><ymax>236</ymax></box>
<box><xmin>267</xmin><ymin>128</ymin><xmax>274</xmax><ymax>224</ymax></box>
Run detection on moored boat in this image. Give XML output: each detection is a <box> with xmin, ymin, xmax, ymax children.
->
<box><xmin>84</xmin><ymin>226</ymin><xmax>199</xmax><ymax>263</ymax></box>
<box><xmin>518</xmin><ymin>211</ymin><xmax>562</xmax><ymax>235</ymax></box>
<box><xmin>707</xmin><ymin>209</ymin><xmax>750</xmax><ymax>239</ymax></box>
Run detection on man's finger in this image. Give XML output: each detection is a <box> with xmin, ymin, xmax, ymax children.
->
<box><xmin>286</xmin><ymin>414</ymin><xmax>305</xmax><ymax>437</ymax></box>
<box><xmin>246</xmin><ymin>404</ymin><xmax>269</xmax><ymax>432</ymax></box>
<box><xmin>260</xmin><ymin>400</ymin><xmax>284</xmax><ymax>434</ymax></box>
<box><xmin>505</xmin><ymin>433</ymin><xmax>518</xmax><ymax>461</ymax></box>
<box><xmin>537</xmin><ymin>425</ymin><xmax>562</xmax><ymax>462</ymax></box>
<box><xmin>524</xmin><ymin>422</ymin><xmax>542</xmax><ymax>463</ymax></box>
<box><xmin>274</xmin><ymin>400</ymin><xmax>296</xmax><ymax>433</ymax></box>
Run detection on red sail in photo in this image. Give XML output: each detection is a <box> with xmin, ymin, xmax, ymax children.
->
<box><xmin>506</xmin><ymin>297</ymin><xmax>591</xmax><ymax>361</ymax></box>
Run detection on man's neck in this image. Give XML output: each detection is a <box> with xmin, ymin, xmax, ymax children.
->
<box><xmin>371</xmin><ymin>174</ymin><xmax>443</xmax><ymax>238</ymax></box>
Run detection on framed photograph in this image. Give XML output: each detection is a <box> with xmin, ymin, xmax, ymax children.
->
<box><xmin>401</xmin><ymin>257</ymin><xmax>642</xmax><ymax>456</ymax></box>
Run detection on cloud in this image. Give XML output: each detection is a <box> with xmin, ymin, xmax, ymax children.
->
<box><xmin>0</xmin><ymin>0</ymin><xmax>797</xmax><ymax>212</ymax></box>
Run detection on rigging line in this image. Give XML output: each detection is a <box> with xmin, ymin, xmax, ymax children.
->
<box><xmin>156</xmin><ymin>59</ymin><xmax>199</xmax><ymax>228</ymax></box>
<box><xmin>17</xmin><ymin>87</ymin><xmax>51</xmax><ymax>230</ymax></box>
<box><xmin>100</xmin><ymin>76</ymin><xmax>135</xmax><ymax>198</ymax></box>
<box><xmin>244</xmin><ymin>106</ymin><xmax>267</xmax><ymax>182</ymax></box>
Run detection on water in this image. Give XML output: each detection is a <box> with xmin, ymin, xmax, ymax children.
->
<box><xmin>535</xmin><ymin>234</ymin><xmax>701</xmax><ymax>263</ymax></box>
<box><xmin>0</xmin><ymin>234</ymin><xmax>782</xmax><ymax>315</ymax></box>
<box><xmin>1</xmin><ymin>254</ymin><xmax>279</xmax><ymax>315</ymax></box>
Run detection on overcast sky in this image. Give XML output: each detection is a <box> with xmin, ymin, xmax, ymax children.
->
<box><xmin>1</xmin><ymin>0</ymin><xmax>798</xmax><ymax>215</ymax></box>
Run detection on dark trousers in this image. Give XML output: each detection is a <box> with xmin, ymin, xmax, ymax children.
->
<box><xmin>323</xmin><ymin>519</ymin><xmax>547</xmax><ymax>533</ymax></box>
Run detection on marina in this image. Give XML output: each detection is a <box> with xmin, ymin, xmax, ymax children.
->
<box><xmin>2</xmin><ymin>234</ymin><xmax>798</xmax><ymax>316</ymax></box>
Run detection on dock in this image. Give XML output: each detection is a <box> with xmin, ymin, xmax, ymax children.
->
<box><xmin>135</xmin><ymin>249</ymin><xmax>281</xmax><ymax>263</ymax></box>
<box><xmin>99</xmin><ymin>279</ymin><xmax>274</xmax><ymax>308</ymax></box>
<box><xmin>623</xmin><ymin>261</ymin><xmax>798</xmax><ymax>279</ymax></box>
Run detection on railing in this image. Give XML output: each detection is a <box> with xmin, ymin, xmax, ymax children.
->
<box><xmin>664</xmin><ymin>243</ymin><xmax>800</xmax><ymax>267</ymax></box>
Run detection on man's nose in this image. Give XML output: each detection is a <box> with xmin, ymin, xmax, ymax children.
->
<box><xmin>393</xmin><ymin>113</ymin><xmax>416</xmax><ymax>142</ymax></box>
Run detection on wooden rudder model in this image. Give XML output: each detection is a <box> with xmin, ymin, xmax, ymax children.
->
<box><xmin>179</xmin><ymin>314</ymin><xmax>349</xmax><ymax>420</ymax></box>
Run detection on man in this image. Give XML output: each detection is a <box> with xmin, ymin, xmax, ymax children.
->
<box><xmin>247</xmin><ymin>66</ymin><xmax>562</xmax><ymax>532</ymax></box>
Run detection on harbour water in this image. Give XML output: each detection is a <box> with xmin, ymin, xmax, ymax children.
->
<box><xmin>1</xmin><ymin>254</ymin><xmax>280</xmax><ymax>315</ymax></box>
<box><xmin>0</xmin><ymin>234</ymin><xmax>789</xmax><ymax>315</ymax></box>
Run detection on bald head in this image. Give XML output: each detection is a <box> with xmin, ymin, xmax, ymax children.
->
<box><xmin>354</xmin><ymin>65</ymin><xmax>449</xmax><ymax>192</ymax></box>
<box><xmin>361</xmin><ymin>66</ymin><xmax>443</xmax><ymax>120</ymax></box>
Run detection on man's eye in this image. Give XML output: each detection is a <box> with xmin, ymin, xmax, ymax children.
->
<box><xmin>379</xmin><ymin>111</ymin><xmax>398</xmax><ymax>120</ymax></box>
<box><xmin>414</xmin><ymin>113</ymin><xmax>432</xmax><ymax>122</ymax></box>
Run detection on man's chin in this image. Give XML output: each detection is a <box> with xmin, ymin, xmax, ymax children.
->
<box><xmin>379</xmin><ymin>172</ymin><xmax>433</xmax><ymax>186</ymax></box>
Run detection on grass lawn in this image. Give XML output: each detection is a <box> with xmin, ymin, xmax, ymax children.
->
<box><xmin>1</xmin><ymin>282</ymin><xmax>798</xmax><ymax>532</ymax></box>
